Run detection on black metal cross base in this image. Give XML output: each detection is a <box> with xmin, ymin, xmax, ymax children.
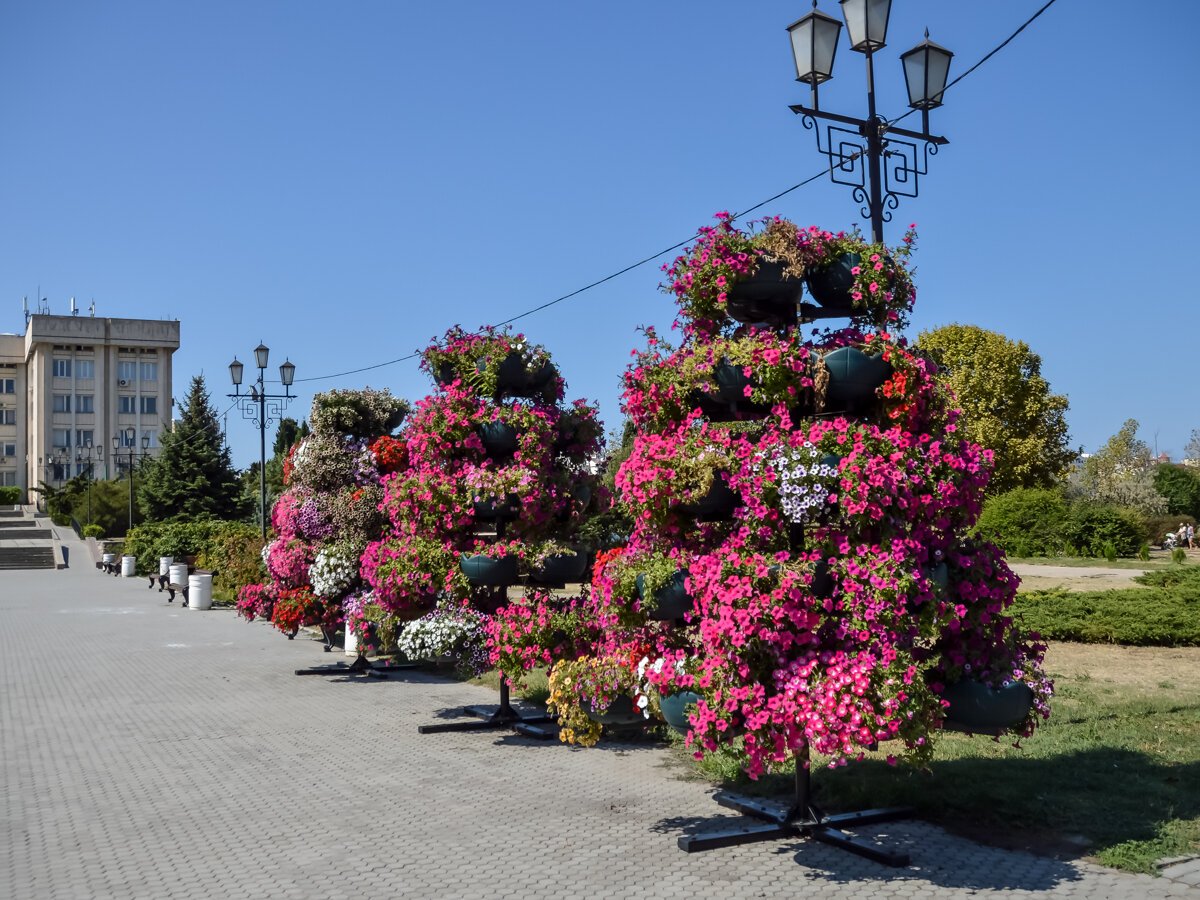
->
<box><xmin>678</xmin><ymin>747</ymin><xmax>913</xmax><ymax>867</ymax></box>
<box><xmin>295</xmin><ymin>651</ymin><xmax>419</xmax><ymax>680</ymax></box>
<box><xmin>418</xmin><ymin>673</ymin><xmax>556</xmax><ymax>739</ymax></box>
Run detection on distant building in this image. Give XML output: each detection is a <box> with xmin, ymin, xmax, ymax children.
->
<box><xmin>0</xmin><ymin>308</ymin><xmax>180</xmax><ymax>500</ymax></box>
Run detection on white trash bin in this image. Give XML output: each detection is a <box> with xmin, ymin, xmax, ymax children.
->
<box><xmin>169</xmin><ymin>564</ymin><xmax>188</xmax><ymax>587</ymax></box>
<box><xmin>121</xmin><ymin>555</ymin><xmax>137</xmax><ymax>577</ymax></box>
<box><xmin>102</xmin><ymin>552</ymin><xmax>116</xmax><ymax>569</ymax></box>
<box><xmin>159</xmin><ymin>556</ymin><xmax>174</xmax><ymax>576</ymax></box>
<box><xmin>344</xmin><ymin>624</ymin><xmax>358</xmax><ymax>657</ymax></box>
<box><xmin>188</xmin><ymin>573</ymin><xmax>213</xmax><ymax>611</ymax></box>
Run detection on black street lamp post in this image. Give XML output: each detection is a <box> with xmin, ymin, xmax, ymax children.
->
<box><xmin>112</xmin><ymin>427</ymin><xmax>150</xmax><ymax>534</ymax></box>
<box><xmin>76</xmin><ymin>440</ymin><xmax>104</xmax><ymax>526</ymax></box>
<box><xmin>787</xmin><ymin>0</ymin><xmax>953</xmax><ymax>242</ymax></box>
<box><xmin>227</xmin><ymin>344</ymin><xmax>296</xmax><ymax>542</ymax></box>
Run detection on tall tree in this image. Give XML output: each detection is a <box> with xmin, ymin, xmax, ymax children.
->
<box><xmin>917</xmin><ymin>324</ymin><xmax>1076</xmax><ymax>495</ymax></box>
<box><xmin>1185</xmin><ymin>429</ymin><xmax>1200</xmax><ymax>464</ymax></box>
<box><xmin>1073</xmin><ymin>418</ymin><xmax>1166</xmax><ymax>514</ymax></box>
<box><xmin>139</xmin><ymin>375</ymin><xmax>247</xmax><ymax>521</ymax></box>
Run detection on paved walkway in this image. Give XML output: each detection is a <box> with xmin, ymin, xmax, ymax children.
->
<box><xmin>2</xmin><ymin>528</ymin><xmax>1197</xmax><ymax>899</ymax></box>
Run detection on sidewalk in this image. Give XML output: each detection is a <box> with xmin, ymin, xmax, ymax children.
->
<box><xmin>1</xmin><ymin>531</ymin><xmax>1196</xmax><ymax>899</ymax></box>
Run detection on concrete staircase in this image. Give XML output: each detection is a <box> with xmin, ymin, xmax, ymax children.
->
<box><xmin>0</xmin><ymin>507</ymin><xmax>60</xmax><ymax>569</ymax></box>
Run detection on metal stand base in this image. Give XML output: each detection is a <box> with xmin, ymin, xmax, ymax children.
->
<box><xmin>418</xmin><ymin>674</ymin><xmax>556</xmax><ymax>739</ymax></box>
<box><xmin>678</xmin><ymin>748</ymin><xmax>912</xmax><ymax>867</ymax></box>
<box><xmin>295</xmin><ymin>652</ymin><xmax>419</xmax><ymax>679</ymax></box>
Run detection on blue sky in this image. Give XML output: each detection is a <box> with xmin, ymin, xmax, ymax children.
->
<box><xmin>2</xmin><ymin>1</ymin><xmax>1196</xmax><ymax>468</ymax></box>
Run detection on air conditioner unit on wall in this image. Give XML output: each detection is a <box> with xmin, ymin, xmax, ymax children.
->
<box><xmin>118</xmin><ymin>379</ymin><xmax>129</xmax><ymax>386</ymax></box>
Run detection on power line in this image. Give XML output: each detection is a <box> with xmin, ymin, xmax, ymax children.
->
<box><xmin>294</xmin><ymin>0</ymin><xmax>1059</xmax><ymax>386</ymax></box>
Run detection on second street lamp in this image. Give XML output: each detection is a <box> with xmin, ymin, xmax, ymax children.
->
<box><xmin>112</xmin><ymin>428</ymin><xmax>150</xmax><ymax>534</ymax></box>
<box><xmin>786</xmin><ymin>0</ymin><xmax>953</xmax><ymax>243</ymax></box>
<box><xmin>228</xmin><ymin>344</ymin><xmax>296</xmax><ymax>542</ymax></box>
<box><xmin>76</xmin><ymin>440</ymin><xmax>104</xmax><ymax>527</ymax></box>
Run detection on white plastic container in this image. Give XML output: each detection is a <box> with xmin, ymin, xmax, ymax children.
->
<box><xmin>169</xmin><ymin>564</ymin><xmax>188</xmax><ymax>586</ymax></box>
<box><xmin>159</xmin><ymin>556</ymin><xmax>173</xmax><ymax>576</ymax></box>
<box><xmin>188</xmin><ymin>573</ymin><xmax>213</xmax><ymax>610</ymax></box>
<box><xmin>121</xmin><ymin>555</ymin><xmax>137</xmax><ymax>577</ymax></box>
<box><xmin>344</xmin><ymin>625</ymin><xmax>358</xmax><ymax>657</ymax></box>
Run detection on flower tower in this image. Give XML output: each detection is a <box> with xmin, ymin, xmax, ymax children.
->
<box><xmin>236</xmin><ymin>388</ymin><xmax>410</xmax><ymax>667</ymax></box>
<box><xmin>362</xmin><ymin>326</ymin><xmax>604</xmax><ymax>732</ymax></box>
<box><xmin>566</xmin><ymin>214</ymin><xmax>1051</xmax><ymax>863</ymax></box>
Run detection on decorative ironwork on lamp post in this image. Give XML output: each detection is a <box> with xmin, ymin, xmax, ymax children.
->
<box><xmin>227</xmin><ymin>344</ymin><xmax>296</xmax><ymax>542</ymax></box>
<box><xmin>786</xmin><ymin>0</ymin><xmax>953</xmax><ymax>242</ymax></box>
<box><xmin>76</xmin><ymin>440</ymin><xmax>104</xmax><ymax>527</ymax></box>
<box><xmin>112</xmin><ymin>427</ymin><xmax>150</xmax><ymax>533</ymax></box>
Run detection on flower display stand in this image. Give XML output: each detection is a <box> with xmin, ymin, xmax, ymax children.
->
<box><xmin>679</xmin><ymin>745</ymin><xmax>913</xmax><ymax>866</ymax></box>
<box><xmin>295</xmin><ymin>623</ymin><xmax>418</xmax><ymax>679</ymax></box>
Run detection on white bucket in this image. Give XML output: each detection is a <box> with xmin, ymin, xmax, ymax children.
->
<box><xmin>159</xmin><ymin>556</ymin><xmax>173</xmax><ymax>576</ymax></box>
<box><xmin>188</xmin><ymin>574</ymin><xmax>213</xmax><ymax>611</ymax></box>
<box><xmin>121</xmin><ymin>555</ymin><xmax>137</xmax><ymax>577</ymax></box>
<box><xmin>169</xmin><ymin>564</ymin><xmax>188</xmax><ymax>586</ymax></box>
<box><xmin>102</xmin><ymin>552</ymin><xmax>116</xmax><ymax>565</ymax></box>
<box><xmin>344</xmin><ymin>625</ymin><xmax>359</xmax><ymax>657</ymax></box>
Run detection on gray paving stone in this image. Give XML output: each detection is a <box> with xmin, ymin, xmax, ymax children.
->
<box><xmin>1</xmin><ymin>529</ymin><xmax>1197</xmax><ymax>898</ymax></box>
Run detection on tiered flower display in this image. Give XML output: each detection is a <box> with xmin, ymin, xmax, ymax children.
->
<box><xmin>236</xmin><ymin>388</ymin><xmax>410</xmax><ymax>642</ymax></box>
<box><xmin>362</xmin><ymin>326</ymin><xmax>605</xmax><ymax>668</ymax></box>
<box><xmin>556</xmin><ymin>213</ymin><xmax>1051</xmax><ymax>775</ymax></box>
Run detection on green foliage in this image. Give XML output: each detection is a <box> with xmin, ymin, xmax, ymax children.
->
<box><xmin>1103</xmin><ymin>541</ymin><xmax>1117</xmax><ymax>562</ymax></box>
<box><xmin>1138</xmin><ymin>543</ymin><xmax>1150</xmax><ymax>562</ymax></box>
<box><xmin>0</xmin><ymin>485</ymin><xmax>21</xmax><ymax>504</ymax></box>
<box><xmin>1174</xmin><ymin>548</ymin><xmax>1188</xmax><ymax>565</ymax></box>
<box><xmin>1144</xmin><ymin>513</ymin><xmax>1196</xmax><ymax>547</ymax></box>
<box><xmin>309</xmin><ymin>388</ymin><xmax>409</xmax><ymax>438</ymax></box>
<box><xmin>1073</xmin><ymin>419</ymin><xmax>1166</xmax><ymax>515</ymax></box>
<box><xmin>82</xmin><ymin>524</ymin><xmax>104</xmax><ymax>538</ymax></box>
<box><xmin>138</xmin><ymin>375</ymin><xmax>247</xmax><ymax>522</ymax></box>
<box><xmin>1061</xmin><ymin>505</ymin><xmax>1144</xmax><ymax>557</ymax></box>
<box><xmin>1153</xmin><ymin>463</ymin><xmax>1200</xmax><ymax>518</ymax></box>
<box><xmin>124</xmin><ymin>519</ymin><xmax>264</xmax><ymax>597</ymax></box>
<box><xmin>1010</xmin><ymin>585</ymin><xmax>1200</xmax><ymax>646</ymax></box>
<box><xmin>915</xmin><ymin>324</ymin><xmax>1076</xmax><ymax>495</ymax></box>
<box><xmin>975</xmin><ymin>487</ymin><xmax>1068</xmax><ymax>556</ymax></box>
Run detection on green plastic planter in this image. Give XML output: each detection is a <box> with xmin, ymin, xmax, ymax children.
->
<box><xmin>822</xmin><ymin>346</ymin><xmax>892</xmax><ymax>413</ymax></box>
<box><xmin>942</xmin><ymin>679</ymin><xmax>1033</xmax><ymax>731</ymax></box>
<box><xmin>675</xmin><ymin>474</ymin><xmax>739</xmax><ymax>521</ymax></box>
<box><xmin>477</xmin><ymin>421</ymin><xmax>519</xmax><ymax>457</ymax></box>
<box><xmin>531</xmin><ymin>551</ymin><xmax>589</xmax><ymax>585</ymax></box>
<box><xmin>725</xmin><ymin>260</ymin><xmax>802</xmax><ymax>326</ymax></box>
<box><xmin>585</xmin><ymin>694</ymin><xmax>644</xmax><ymax>726</ymax></box>
<box><xmin>459</xmin><ymin>553</ymin><xmax>519</xmax><ymax>587</ymax></box>
<box><xmin>636</xmin><ymin>569</ymin><xmax>692</xmax><ymax>621</ymax></box>
<box><xmin>659</xmin><ymin>690</ymin><xmax>702</xmax><ymax>734</ymax></box>
<box><xmin>805</xmin><ymin>252</ymin><xmax>861</xmax><ymax>307</ymax></box>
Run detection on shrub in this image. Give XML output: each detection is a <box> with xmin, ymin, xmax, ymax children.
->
<box><xmin>975</xmin><ymin>488</ymin><xmax>1068</xmax><ymax>557</ymax></box>
<box><xmin>0</xmin><ymin>485</ymin><xmax>22</xmax><ymax>505</ymax></box>
<box><xmin>125</xmin><ymin>519</ymin><xmax>265</xmax><ymax>599</ymax></box>
<box><xmin>1011</xmin><ymin>587</ymin><xmax>1200</xmax><ymax>646</ymax></box>
<box><xmin>1173</xmin><ymin>548</ymin><xmax>1188</xmax><ymax>565</ymax></box>
<box><xmin>1153</xmin><ymin>464</ymin><xmax>1200</xmax><ymax>518</ymax></box>
<box><xmin>1143</xmin><ymin>513</ymin><xmax>1197</xmax><ymax>548</ymax></box>
<box><xmin>82</xmin><ymin>524</ymin><xmax>104</xmax><ymax>539</ymax></box>
<box><xmin>1061</xmin><ymin>504</ymin><xmax>1144</xmax><ymax>558</ymax></box>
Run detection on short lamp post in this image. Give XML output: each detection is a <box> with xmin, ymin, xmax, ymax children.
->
<box><xmin>47</xmin><ymin>447</ymin><xmax>69</xmax><ymax>486</ymax></box>
<box><xmin>228</xmin><ymin>344</ymin><xmax>296</xmax><ymax>542</ymax></box>
<box><xmin>76</xmin><ymin>440</ymin><xmax>104</xmax><ymax>526</ymax></box>
<box><xmin>112</xmin><ymin>427</ymin><xmax>151</xmax><ymax>534</ymax></box>
<box><xmin>786</xmin><ymin>0</ymin><xmax>953</xmax><ymax>242</ymax></box>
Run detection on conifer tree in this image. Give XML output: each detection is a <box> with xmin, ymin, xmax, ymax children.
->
<box><xmin>139</xmin><ymin>375</ymin><xmax>247</xmax><ymax>521</ymax></box>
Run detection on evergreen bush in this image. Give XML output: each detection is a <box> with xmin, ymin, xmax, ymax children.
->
<box><xmin>1061</xmin><ymin>504</ymin><xmax>1144</xmax><ymax>558</ymax></box>
<box><xmin>975</xmin><ymin>487</ymin><xmax>1068</xmax><ymax>556</ymax></box>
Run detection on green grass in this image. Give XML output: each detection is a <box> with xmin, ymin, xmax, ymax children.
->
<box><xmin>1005</xmin><ymin>555</ymin><xmax>1176</xmax><ymax>570</ymax></box>
<box><xmin>682</xmin><ymin>662</ymin><xmax>1200</xmax><ymax>874</ymax></box>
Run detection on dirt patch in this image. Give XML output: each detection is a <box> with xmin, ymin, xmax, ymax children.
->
<box><xmin>1045</xmin><ymin>642</ymin><xmax>1200</xmax><ymax>694</ymax></box>
<box><xmin>1009</xmin><ymin>563</ymin><xmax>1149</xmax><ymax>593</ymax></box>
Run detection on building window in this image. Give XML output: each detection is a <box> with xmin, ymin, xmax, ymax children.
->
<box><xmin>117</xmin><ymin>360</ymin><xmax>137</xmax><ymax>384</ymax></box>
<box><xmin>0</xmin><ymin>379</ymin><xmax>14</xmax><ymax>394</ymax></box>
<box><xmin>76</xmin><ymin>394</ymin><xmax>94</xmax><ymax>413</ymax></box>
<box><xmin>0</xmin><ymin>471</ymin><xmax>15</xmax><ymax>486</ymax></box>
<box><xmin>2</xmin><ymin>443</ymin><xmax>14</xmax><ymax>457</ymax></box>
<box><xmin>53</xmin><ymin>394</ymin><xmax>72</xmax><ymax>413</ymax></box>
<box><xmin>53</xmin><ymin>358</ymin><xmax>72</xmax><ymax>378</ymax></box>
<box><xmin>75</xmin><ymin>429</ymin><xmax>94</xmax><ymax>448</ymax></box>
<box><xmin>52</xmin><ymin>429</ymin><xmax>71</xmax><ymax>449</ymax></box>
<box><xmin>76</xmin><ymin>359</ymin><xmax>95</xmax><ymax>379</ymax></box>
<box><xmin>143</xmin><ymin>429</ymin><xmax>158</xmax><ymax>449</ymax></box>
<box><xmin>140</xmin><ymin>396</ymin><xmax>157</xmax><ymax>415</ymax></box>
<box><xmin>118</xmin><ymin>429</ymin><xmax>136</xmax><ymax>448</ymax></box>
<box><xmin>140</xmin><ymin>361</ymin><xmax>158</xmax><ymax>382</ymax></box>
<box><xmin>118</xmin><ymin>395</ymin><xmax>136</xmax><ymax>414</ymax></box>
<box><xmin>0</xmin><ymin>410</ymin><xmax>14</xmax><ymax>426</ymax></box>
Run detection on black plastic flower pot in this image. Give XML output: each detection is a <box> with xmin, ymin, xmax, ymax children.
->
<box><xmin>713</xmin><ymin>358</ymin><xmax>753</xmax><ymax>405</ymax></box>
<box><xmin>472</xmin><ymin>494</ymin><xmax>521</xmax><ymax>521</ymax></box>
<box><xmin>821</xmin><ymin>346</ymin><xmax>893</xmax><ymax>413</ymax></box>
<box><xmin>725</xmin><ymin>260</ymin><xmax>802</xmax><ymax>326</ymax></box>
<box><xmin>585</xmin><ymin>694</ymin><xmax>644</xmax><ymax>726</ymax></box>
<box><xmin>928</xmin><ymin>561</ymin><xmax>949</xmax><ymax>590</ymax></box>
<box><xmin>434</xmin><ymin>362</ymin><xmax>458</xmax><ymax>388</ymax></box>
<box><xmin>942</xmin><ymin>679</ymin><xmax>1033</xmax><ymax>731</ymax></box>
<box><xmin>459</xmin><ymin>553</ymin><xmax>519</xmax><ymax>587</ymax></box>
<box><xmin>477</xmin><ymin>421</ymin><xmax>520</xmax><ymax>457</ymax></box>
<box><xmin>805</xmin><ymin>252</ymin><xmax>862</xmax><ymax>308</ymax></box>
<box><xmin>675</xmin><ymin>474</ymin><xmax>739</xmax><ymax>521</ymax></box>
<box><xmin>659</xmin><ymin>690</ymin><xmax>702</xmax><ymax>735</ymax></box>
<box><xmin>636</xmin><ymin>569</ymin><xmax>693</xmax><ymax>621</ymax></box>
<box><xmin>531</xmin><ymin>551</ymin><xmax>589</xmax><ymax>585</ymax></box>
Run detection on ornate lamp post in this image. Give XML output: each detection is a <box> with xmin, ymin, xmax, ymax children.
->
<box><xmin>112</xmin><ymin>427</ymin><xmax>150</xmax><ymax>533</ymax></box>
<box><xmin>786</xmin><ymin>0</ymin><xmax>953</xmax><ymax>242</ymax></box>
<box><xmin>228</xmin><ymin>343</ymin><xmax>296</xmax><ymax>541</ymax></box>
<box><xmin>76</xmin><ymin>440</ymin><xmax>104</xmax><ymax>526</ymax></box>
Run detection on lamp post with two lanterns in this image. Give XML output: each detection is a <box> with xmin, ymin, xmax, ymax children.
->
<box><xmin>76</xmin><ymin>440</ymin><xmax>104</xmax><ymax>527</ymax></box>
<box><xmin>227</xmin><ymin>344</ymin><xmax>296</xmax><ymax>542</ymax></box>
<box><xmin>786</xmin><ymin>0</ymin><xmax>954</xmax><ymax>242</ymax></box>
<box><xmin>112</xmin><ymin>427</ymin><xmax>151</xmax><ymax>534</ymax></box>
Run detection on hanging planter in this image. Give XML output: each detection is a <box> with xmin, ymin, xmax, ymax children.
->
<box><xmin>489</xmin><ymin>352</ymin><xmax>558</xmax><ymax>399</ymax></box>
<box><xmin>805</xmin><ymin>252</ymin><xmax>861</xmax><ymax>309</ymax></box>
<box><xmin>659</xmin><ymin>690</ymin><xmax>702</xmax><ymax>735</ymax></box>
<box><xmin>477</xmin><ymin>421</ymin><xmax>520</xmax><ymax>457</ymax></box>
<box><xmin>942</xmin><ymin>679</ymin><xmax>1033</xmax><ymax>731</ymax></box>
<box><xmin>636</xmin><ymin>569</ymin><xmax>693</xmax><ymax>620</ymax></box>
<box><xmin>531</xmin><ymin>551</ymin><xmax>589</xmax><ymax>585</ymax></box>
<box><xmin>928</xmin><ymin>562</ymin><xmax>949</xmax><ymax>590</ymax></box>
<box><xmin>821</xmin><ymin>347</ymin><xmax>893</xmax><ymax>413</ymax></box>
<box><xmin>675</xmin><ymin>474</ymin><xmax>739</xmax><ymax>521</ymax></box>
<box><xmin>724</xmin><ymin>260</ymin><xmax>803</xmax><ymax>327</ymax></box>
<box><xmin>584</xmin><ymin>694</ymin><xmax>644</xmax><ymax>726</ymax></box>
<box><xmin>472</xmin><ymin>493</ymin><xmax>521</xmax><ymax>521</ymax></box>
<box><xmin>459</xmin><ymin>553</ymin><xmax>519</xmax><ymax>587</ymax></box>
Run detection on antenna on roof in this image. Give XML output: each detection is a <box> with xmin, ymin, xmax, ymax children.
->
<box><xmin>70</xmin><ymin>297</ymin><xmax>78</xmax><ymax>316</ymax></box>
<box><xmin>23</xmin><ymin>297</ymin><xmax>30</xmax><ymax>326</ymax></box>
<box><xmin>89</xmin><ymin>299</ymin><xmax>96</xmax><ymax>317</ymax></box>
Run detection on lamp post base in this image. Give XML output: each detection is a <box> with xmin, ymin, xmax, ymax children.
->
<box><xmin>417</xmin><ymin>674</ymin><xmax>556</xmax><ymax>739</ymax></box>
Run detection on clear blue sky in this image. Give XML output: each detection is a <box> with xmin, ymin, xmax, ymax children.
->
<box><xmin>2</xmin><ymin>1</ymin><xmax>1196</xmax><ymax>468</ymax></box>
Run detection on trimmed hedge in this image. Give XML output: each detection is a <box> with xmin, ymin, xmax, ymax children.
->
<box><xmin>976</xmin><ymin>488</ymin><xmax>1069</xmax><ymax>557</ymax></box>
<box><xmin>0</xmin><ymin>486</ymin><xmax>22</xmax><ymax>505</ymax></box>
<box><xmin>1060</xmin><ymin>505</ymin><xmax>1144</xmax><ymax>558</ymax></box>
<box><xmin>123</xmin><ymin>520</ymin><xmax>265</xmax><ymax>601</ymax></box>
<box><xmin>1012</xmin><ymin>572</ymin><xmax>1200</xmax><ymax>646</ymax></box>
